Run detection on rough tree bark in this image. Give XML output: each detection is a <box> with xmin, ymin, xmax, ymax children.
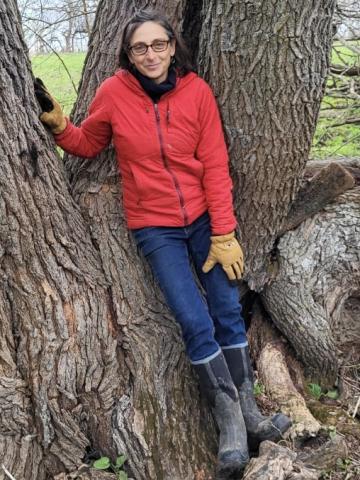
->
<box><xmin>197</xmin><ymin>0</ymin><xmax>336</xmax><ymax>289</ymax></box>
<box><xmin>65</xmin><ymin>2</ymin><xmax>219</xmax><ymax>480</ymax></box>
<box><xmin>66</xmin><ymin>0</ymin><xmax>338</xmax><ymax>385</ymax></box>
<box><xmin>0</xmin><ymin>0</ymin><xmax>149</xmax><ymax>477</ymax></box>
<box><xmin>0</xmin><ymin>1</ymin><xmax>118</xmax><ymax>478</ymax></box>
<box><xmin>262</xmin><ymin>188</ymin><xmax>360</xmax><ymax>384</ymax></box>
<box><xmin>0</xmin><ymin>0</ymin><xmax>349</xmax><ymax>479</ymax></box>
<box><xmin>0</xmin><ymin>2</ymin><xmax>215</xmax><ymax>480</ymax></box>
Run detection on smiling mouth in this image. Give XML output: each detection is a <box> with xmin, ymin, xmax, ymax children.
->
<box><xmin>146</xmin><ymin>64</ymin><xmax>160</xmax><ymax>68</ymax></box>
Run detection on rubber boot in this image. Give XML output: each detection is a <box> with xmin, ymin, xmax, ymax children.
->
<box><xmin>193</xmin><ymin>351</ymin><xmax>249</xmax><ymax>479</ymax></box>
<box><xmin>223</xmin><ymin>346</ymin><xmax>292</xmax><ymax>450</ymax></box>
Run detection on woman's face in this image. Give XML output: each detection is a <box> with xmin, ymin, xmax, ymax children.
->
<box><xmin>128</xmin><ymin>21</ymin><xmax>175</xmax><ymax>84</ymax></box>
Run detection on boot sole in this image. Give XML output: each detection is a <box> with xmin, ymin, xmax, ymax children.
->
<box><xmin>216</xmin><ymin>451</ymin><xmax>249</xmax><ymax>479</ymax></box>
<box><xmin>216</xmin><ymin>461</ymin><xmax>247</xmax><ymax>480</ymax></box>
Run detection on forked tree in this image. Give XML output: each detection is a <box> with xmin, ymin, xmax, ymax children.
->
<box><xmin>1</xmin><ymin>0</ymin><xmax>358</xmax><ymax>479</ymax></box>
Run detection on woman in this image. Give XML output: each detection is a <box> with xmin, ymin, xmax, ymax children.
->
<box><xmin>34</xmin><ymin>9</ymin><xmax>291</xmax><ymax>478</ymax></box>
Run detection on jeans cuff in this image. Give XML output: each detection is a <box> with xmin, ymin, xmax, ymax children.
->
<box><xmin>190</xmin><ymin>348</ymin><xmax>222</xmax><ymax>365</ymax></box>
<box><xmin>221</xmin><ymin>342</ymin><xmax>248</xmax><ymax>350</ymax></box>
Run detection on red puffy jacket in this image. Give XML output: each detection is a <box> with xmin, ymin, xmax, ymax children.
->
<box><xmin>55</xmin><ymin>69</ymin><xmax>237</xmax><ymax>234</ymax></box>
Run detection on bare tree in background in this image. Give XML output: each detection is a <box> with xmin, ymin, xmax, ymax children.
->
<box><xmin>336</xmin><ymin>0</ymin><xmax>360</xmax><ymax>38</ymax></box>
<box><xmin>18</xmin><ymin>0</ymin><xmax>99</xmax><ymax>53</ymax></box>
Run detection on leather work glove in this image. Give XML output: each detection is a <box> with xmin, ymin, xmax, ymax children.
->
<box><xmin>34</xmin><ymin>77</ymin><xmax>67</xmax><ymax>134</ymax></box>
<box><xmin>202</xmin><ymin>231</ymin><xmax>244</xmax><ymax>281</ymax></box>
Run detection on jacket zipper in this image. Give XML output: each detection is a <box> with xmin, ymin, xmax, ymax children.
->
<box><xmin>153</xmin><ymin>103</ymin><xmax>189</xmax><ymax>225</ymax></box>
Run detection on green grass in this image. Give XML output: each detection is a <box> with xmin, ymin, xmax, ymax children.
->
<box><xmin>312</xmin><ymin>119</ymin><xmax>360</xmax><ymax>159</ymax></box>
<box><xmin>31</xmin><ymin>52</ymin><xmax>86</xmax><ymax>116</ymax></box>
<box><xmin>331</xmin><ymin>41</ymin><xmax>360</xmax><ymax>66</ymax></box>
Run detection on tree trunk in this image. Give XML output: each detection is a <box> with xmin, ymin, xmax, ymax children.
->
<box><xmin>197</xmin><ymin>0</ymin><xmax>336</xmax><ymax>289</ymax></box>
<box><xmin>65</xmin><ymin>2</ymin><xmax>218</xmax><ymax>480</ymax></box>
<box><xmin>262</xmin><ymin>188</ymin><xmax>360</xmax><ymax>384</ymax></box>
<box><xmin>1</xmin><ymin>2</ymin><xmax>214</xmax><ymax>480</ymax></box>
<box><xmin>0</xmin><ymin>0</ymin><xmax>346</xmax><ymax>479</ymax></box>
<box><xmin>0</xmin><ymin>1</ymin><xmax>120</xmax><ymax>478</ymax></box>
<box><xmin>81</xmin><ymin>0</ymin><xmax>92</xmax><ymax>38</ymax></box>
<box><xmin>1</xmin><ymin>1</ymin><xmax>217</xmax><ymax>479</ymax></box>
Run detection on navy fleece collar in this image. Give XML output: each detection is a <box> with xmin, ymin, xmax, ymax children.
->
<box><xmin>132</xmin><ymin>67</ymin><xmax>177</xmax><ymax>102</ymax></box>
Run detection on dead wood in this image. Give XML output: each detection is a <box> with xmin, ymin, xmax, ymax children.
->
<box><xmin>242</xmin><ymin>437</ymin><xmax>347</xmax><ymax>480</ymax></box>
<box><xmin>281</xmin><ymin>163</ymin><xmax>355</xmax><ymax>234</ymax></box>
<box><xmin>305</xmin><ymin>158</ymin><xmax>360</xmax><ymax>185</ymax></box>
<box><xmin>298</xmin><ymin>435</ymin><xmax>348</xmax><ymax>471</ymax></box>
<box><xmin>248</xmin><ymin>302</ymin><xmax>321</xmax><ymax>439</ymax></box>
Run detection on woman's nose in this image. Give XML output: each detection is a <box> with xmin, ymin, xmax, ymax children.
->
<box><xmin>145</xmin><ymin>46</ymin><xmax>156</xmax><ymax>59</ymax></box>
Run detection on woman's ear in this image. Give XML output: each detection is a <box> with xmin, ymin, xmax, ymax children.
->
<box><xmin>170</xmin><ymin>39</ymin><xmax>176</xmax><ymax>56</ymax></box>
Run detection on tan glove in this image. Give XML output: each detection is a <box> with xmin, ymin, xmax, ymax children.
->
<box><xmin>34</xmin><ymin>78</ymin><xmax>67</xmax><ymax>134</ymax></box>
<box><xmin>202</xmin><ymin>231</ymin><xmax>244</xmax><ymax>281</ymax></box>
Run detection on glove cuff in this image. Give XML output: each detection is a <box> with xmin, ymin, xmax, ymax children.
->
<box><xmin>210</xmin><ymin>231</ymin><xmax>235</xmax><ymax>244</ymax></box>
<box><xmin>52</xmin><ymin>117</ymin><xmax>68</xmax><ymax>135</ymax></box>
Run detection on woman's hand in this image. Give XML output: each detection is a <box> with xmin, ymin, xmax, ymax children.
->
<box><xmin>34</xmin><ymin>78</ymin><xmax>67</xmax><ymax>134</ymax></box>
<box><xmin>202</xmin><ymin>231</ymin><xmax>244</xmax><ymax>281</ymax></box>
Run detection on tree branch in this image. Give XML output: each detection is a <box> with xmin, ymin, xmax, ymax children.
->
<box><xmin>330</xmin><ymin>63</ymin><xmax>360</xmax><ymax>76</ymax></box>
<box><xmin>280</xmin><ymin>162</ymin><xmax>355</xmax><ymax>234</ymax></box>
<box><xmin>329</xmin><ymin>117</ymin><xmax>360</xmax><ymax>127</ymax></box>
<box><xmin>23</xmin><ymin>12</ymin><xmax>97</xmax><ymax>28</ymax></box>
<box><xmin>305</xmin><ymin>158</ymin><xmax>360</xmax><ymax>184</ymax></box>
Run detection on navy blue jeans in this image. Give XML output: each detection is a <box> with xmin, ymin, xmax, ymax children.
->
<box><xmin>132</xmin><ymin>212</ymin><xmax>248</xmax><ymax>363</ymax></box>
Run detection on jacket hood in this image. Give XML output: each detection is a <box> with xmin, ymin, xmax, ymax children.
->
<box><xmin>114</xmin><ymin>68</ymin><xmax>198</xmax><ymax>99</ymax></box>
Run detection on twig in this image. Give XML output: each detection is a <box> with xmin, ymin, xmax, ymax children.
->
<box><xmin>1</xmin><ymin>465</ymin><xmax>17</xmax><ymax>480</ymax></box>
<box><xmin>329</xmin><ymin>117</ymin><xmax>360</xmax><ymax>127</ymax></box>
<box><xmin>352</xmin><ymin>395</ymin><xmax>360</xmax><ymax>419</ymax></box>
<box><xmin>23</xmin><ymin>11</ymin><xmax>97</xmax><ymax>28</ymax></box>
<box><xmin>328</xmin><ymin>130</ymin><xmax>360</xmax><ymax>155</ymax></box>
<box><xmin>330</xmin><ymin>64</ymin><xmax>360</xmax><ymax>77</ymax></box>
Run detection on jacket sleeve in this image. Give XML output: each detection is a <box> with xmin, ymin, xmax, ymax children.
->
<box><xmin>54</xmin><ymin>83</ymin><xmax>112</xmax><ymax>158</ymax></box>
<box><xmin>196</xmin><ymin>81</ymin><xmax>237</xmax><ymax>235</ymax></box>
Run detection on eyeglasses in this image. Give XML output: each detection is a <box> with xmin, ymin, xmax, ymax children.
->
<box><xmin>128</xmin><ymin>39</ymin><xmax>170</xmax><ymax>56</ymax></box>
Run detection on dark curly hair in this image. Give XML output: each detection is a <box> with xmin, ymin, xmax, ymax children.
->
<box><xmin>119</xmin><ymin>9</ymin><xmax>193</xmax><ymax>77</ymax></box>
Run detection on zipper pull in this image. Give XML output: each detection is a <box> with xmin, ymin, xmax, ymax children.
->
<box><xmin>154</xmin><ymin>102</ymin><xmax>160</xmax><ymax>121</ymax></box>
<box><xmin>166</xmin><ymin>109</ymin><xmax>170</xmax><ymax>125</ymax></box>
